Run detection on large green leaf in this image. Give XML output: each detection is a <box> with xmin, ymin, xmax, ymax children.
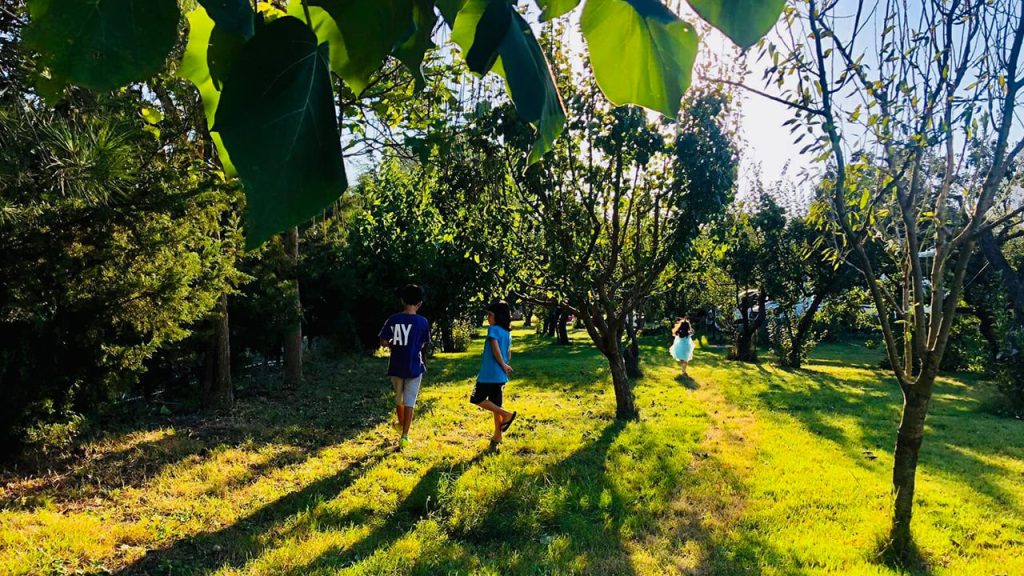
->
<box><xmin>213</xmin><ymin>16</ymin><xmax>347</xmax><ymax>248</ymax></box>
<box><xmin>465</xmin><ymin>0</ymin><xmax>511</xmax><ymax>75</ymax></box>
<box><xmin>533</xmin><ymin>0</ymin><xmax>581</xmax><ymax>21</ymax></box>
<box><xmin>686</xmin><ymin>0</ymin><xmax>785</xmax><ymax>49</ymax></box>
<box><xmin>449</xmin><ymin>0</ymin><xmax>505</xmax><ymax>77</ymax></box>
<box><xmin>199</xmin><ymin>0</ymin><xmax>254</xmax><ymax>38</ymax></box>
<box><xmin>286</xmin><ymin>1</ymin><xmax>345</xmax><ymax>73</ymax></box>
<box><xmin>305</xmin><ymin>0</ymin><xmax>416</xmax><ymax>95</ymax></box>
<box><xmin>24</xmin><ymin>0</ymin><xmax>180</xmax><ymax>91</ymax></box>
<box><xmin>179</xmin><ymin>7</ymin><xmax>236</xmax><ymax>176</ymax></box>
<box><xmin>394</xmin><ymin>0</ymin><xmax>439</xmax><ymax>89</ymax></box>
<box><xmin>499</xmin><ymin>11</ymin><xmax>565</xmax><ymax>163</ymax></box>
<box><xmin>581</xmin><ymin>0</ymin><xmax>697</xmax><ymax>118</ymax></box>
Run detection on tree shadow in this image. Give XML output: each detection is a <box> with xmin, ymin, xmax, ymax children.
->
<box><xmin>278</xmin><ymin>448</ymin><xmax>493</xmax><ymax>574</ymax></box>
<box><xmin>754</xmin><ymin>361</ymin><xmax>1024</xmax><ymax>515</ymax></box>
<box><xmin>3</xmin><ymin>355</ymin><xmax>395</xmax><ymax>511</ymax></box>
<box><xmin>107</xmin><ymin>444</ymin><xmax>391</xmax><ymax>575</ymax></box>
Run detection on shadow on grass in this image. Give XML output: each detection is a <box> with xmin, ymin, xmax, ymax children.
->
<box><xmin>750</xmin><ymin>359</ymin><xmax>1024</xmax><ymax>515</ymax></box>
<box><xmin>2</xmin><ymin>356</ymin><xmax>396</xmax><ymax>512</ymax></box>
<box><xmin>285</xmin><ymin>422</ymin><xmax>647</xmax><ymax>574</ymax></box>
<box><xmin>279</xmin><ymin>448</ymin><xmax>493</xmax><ymax>574</ymax></box>
<box><xmin>108</xmin><ymin>444</ymin><xmax>392</xmax><ymax>576</ymax></box>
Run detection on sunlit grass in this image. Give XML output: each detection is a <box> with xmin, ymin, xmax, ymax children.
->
<box><xmin>1</xmin><ymin>326</ymin><xmax>1021</xmax><ymax>575</ymax></box>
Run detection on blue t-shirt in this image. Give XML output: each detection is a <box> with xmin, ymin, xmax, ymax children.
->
<box><xmin>477</xmin><ymin>325</ymin><xmax>511</xmax><ymax>384</ymax></box>
<box><xmin>378</xmin><ymin>313</ymin><xmax>430</xmax><ymax>378</ymax></box>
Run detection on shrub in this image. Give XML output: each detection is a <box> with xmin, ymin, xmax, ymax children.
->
<box><xmin>996</xmin><ymin>332</ymin><xmax>1024</xmax><ymax>418</ymax></box>
<box><xmin>450</xmin><ymin>321</ymin><xmax>474</xmax><ymax>353</ymax></box>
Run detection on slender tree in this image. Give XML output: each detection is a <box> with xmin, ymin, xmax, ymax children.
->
<box><xmin>756</xmin><ymin>0</ymin><xmax>1024</xmax><ymax>560</ymax></box>
<box><xmin>487</xmin><ymin>69</ymin><xmax>737</xmax><ymax>419</ymax></box>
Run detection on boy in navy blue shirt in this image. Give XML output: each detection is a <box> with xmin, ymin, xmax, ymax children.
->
<box><xmin>378</xmin><ymin>284</ymin><xmax>430</xmax><ymax>448</ymax></box>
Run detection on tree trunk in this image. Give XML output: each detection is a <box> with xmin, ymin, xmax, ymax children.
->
<box><xmin>522</xmin><ymin>305</ymin><xmax>533</xmax><ymax>327</ymax></box>
<box><xmin>788</xmin><ymin>293</ymin><xmax>824</xmax><ymax>368</ymax></box>
<box><xmin>283</xmin><ymin>227</ymin><xmax>302</xmax><ymax>389</ymax></box>
<box><xmin>889</xmin><ymin>383</ymin><xmax>932</xmax><ymax>561</ymax></box>
<box><xmin>624</xmin><ymin>311</ymin><xmax>642</xmax><ymax>378</ymax></box>
<box><xmin>972</xmin><ymin>306</ymin><xmax>1002</xmax><ymax>361</ymax></box>
<box><xmin>556</xmin><ymin>309</ymin><xmax>570</xmax><ymax>345</ymax></box>
<box><xmin>980</xmin><ymin>230</ymin><xmax>1024</xmax><ymax>328</ymax></box>
<box><xmin>202</xmin><ymin>294</ymin><xmax>233</xmax><ymax>411</ymax></box>
<box><xmin>607</xmin><ymin>347</ymin><xmax>638</xmax><ymax>420</ymax></box>
<box><xmin>732</xmin><ymin>328</ymin><xmax>757</xmax><ymax>362</ymax></box>
<box><xmin>440</xmin><ymin>320</ymin><xmax>455</xmax><ymax>353</ymax></box>
<box><xmin>544</xmin><ymin>307</ymin><xmax>558</xmax><ymax>337</ymax></box>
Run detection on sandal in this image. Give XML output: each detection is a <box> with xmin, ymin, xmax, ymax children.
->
<box><xmin>501</xmin><ymin>411</ymin><xmax>517</xmax><ymax>432</ymax></box>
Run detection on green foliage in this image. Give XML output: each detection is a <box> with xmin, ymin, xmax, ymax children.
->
<box><xmin>995</xmin><ymin>332</ymin><xmax>1024</xmax><ymax>418</ymax></box>
<box><xmin>307</xmin><ymin>0</ymin><xmax>416</xmax><ymax>94</ymax></box>
<box><xmin>686</xmin><ymin>0</ymin><xmax>786</xmax><ymax>48</ymax></box>
<box><xmin>0</xmin><ymin>101</ymin><xmax>242</xmax><ymax>455</ymax></box>
<box><xmin>179</xmin><ymin>7</ymin><xmax>237</xmax><ymax>176</ymax></box>
<box><xmin>213</xmin><ymin>16</ymin><xmax>347</xmax><ymax>249</ymax></box>
<box><xmin>23</xmin><ymin>0</ymin><xmax>179</xmax><ymax>91</ymax></box>
<box><xmin>581</xmin><ymin>0</ymin><xmax>698</xmax><ymax>118</ymax></box>
<box><xmin>199</xmin><ymin>0</ymin><xmax>255</xmax><ymax>39</ymax></box>
<box><xmin>534</xmin><ymin>0</ymin><xmax>581</xmax><ymax>21</ymax></box>
<box><xmin>20</xmin><ymin>0</ymin><xmax>786</xmax><ymax>247</ymax></box>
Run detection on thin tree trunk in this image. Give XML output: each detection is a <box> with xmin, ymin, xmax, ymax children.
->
<box><xmin>980</xmin><ymin>229</ymin><xmax>1024</xmax><ymax>335</ymax></box>
<box><xmin>556</xmin><ymin>309</ymin><xmax>570</xmax><ymax>345</ymax></box>
<box><xmin>202</xmin><ymin>294</ymin><xmax>233</xmax><ymax>411</ymax></box>
<box><xmin>732</xmin><ymin>329</ymin><xmax>757</xmax><ymax>362</ymax></box>
<box><xmin>972</xmin><ymin>306</ymin><xmax>1002</xmax><ymax>361</ymax></box>
<box><xmin>440</xmin><ymin>319</ymin><xmax>455</xmax><ymax>353</ymax></box>
<box><xmin>283</xmin><ymin>227</ymin><xmax>302</xmax><ymax>389</ymax></box>
<box><xmin>889</xmin><ymin>383</ymin><xmax>932</xmax><ymax>560</ymax></box>
<box><xmin>788</xmin><ymin>293</ymin><xmax>824</xmax><ymax>368</ymax></box>
<box><xmin>624</xmin><ymin>311</ymin><xmax>642</xmax><ymax>378</ymax></box>
<box><xmin>522</xmin><ymin>304</ymin><xmax>533</xmax><ymax>328</ymax></box>
<box><xmin>607</xmin><ymin>346</ymin><xmax>637</xmax><ymax>420</ymax></box>
<box><xmin>544</xmin><ymin>307</ymin><xmax>558</xmax><ymax>337</ymax></box>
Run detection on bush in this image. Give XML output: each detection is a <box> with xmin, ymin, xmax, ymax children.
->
<box><xmin>767</xmin><ymin>312</ymin><xmax>819</xmax><ymax>368</ymax></box>
<box><xmin>940</xmin><ymin>315</ymin><xmax>989</xmax><ymax>373</ymax></box>
<box><xmin>996</xmin><ymin>333</ymin><xmax>1024</xmax><ymax>418</ymax></box>
<box><xmin>450</xmin><ymin>321</ymin><xmax>474</xmax><ymax>353</ymax></box>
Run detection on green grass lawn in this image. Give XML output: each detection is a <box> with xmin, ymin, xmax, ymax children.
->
<box><xmin>2</xmin><ymin>326</ymin><xmax>1022</xmax><ymax>575</ymax></box>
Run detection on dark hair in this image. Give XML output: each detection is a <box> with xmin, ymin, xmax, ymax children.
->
<box><xmin>487</xmin><ymin>301</ymin><xmax>512</xmax><ymax>331</ymax></box>
<box><xmin>398</xmin><ymin>284</ymin><xmax>424</xmax><ymax>306</ymax></box>
<box><xmin>673</xmin><ymin>317</ymin><xmax>691</xmax><ymax>337</ymax></box>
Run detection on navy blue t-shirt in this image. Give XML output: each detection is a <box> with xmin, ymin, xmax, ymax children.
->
<box><xmin>378</xmin><ymin>313</ymin><xmax>430</xmax><ymax>378</ymax></box>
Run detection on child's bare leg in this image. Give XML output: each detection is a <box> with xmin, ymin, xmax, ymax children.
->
<box><xmin>395</xmin><ymin>405</ymin><xmax>404</xmax><ymax>429</ymax></box>
<box><xmin>402</xmin><ymin>407</ymin><xmax>415</xmax><ymax>435</ymax></box>
<box><xmin>492</xmin><ymin>412</ymin><xmax>503</xmax><ymax>442</ymax></box>
<box><xmin>476</xmin><ymin>399</ymin><xmax>512</xmax><ymax>421</ymax></box>
<box><xmin>680</xmin><ymin>360</ymin><xmax>688</xmax><ymax>375</ymax></box>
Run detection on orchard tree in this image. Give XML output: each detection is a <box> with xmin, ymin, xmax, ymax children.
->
<box><xmin>760</xmin><ymin>0</ymin><xmax>1024</xmax><ymax>561</ymax></box>
<box><xmin>15</xmin><ymin>0</ymin><xmax>786</xmax><ymax>247</ymax></box>
<box><xmin>716</xmin><ymin>195</ymin><xmax>786</xmax><ymax>361</ymax></box>
<box><xmin>486</xmin><ymin>74</ymin><xmax>738</xmax><ymax>419</ymax></box>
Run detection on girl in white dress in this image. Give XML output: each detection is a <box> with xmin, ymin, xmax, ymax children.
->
<box><xmin>670</xmin><ymin>318</ymin><xmax>695</xmax><ymax>375</ymax></box>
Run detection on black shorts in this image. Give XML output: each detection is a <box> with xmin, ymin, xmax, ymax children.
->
<box><xmin>469</xmin><ymin>382</ymin><xmax>504</xmax><ymax>406</ymax></box>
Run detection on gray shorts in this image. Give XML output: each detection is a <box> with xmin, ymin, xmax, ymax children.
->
<box><xmin>390</xmin><ymin>375</ymin><xmax>423</xmax><ymax>408</ymax></box>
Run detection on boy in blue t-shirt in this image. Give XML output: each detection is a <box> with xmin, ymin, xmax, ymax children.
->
<box><xmin>378</xmin><ymin>284</ymin><xmax>430</xmax><ymax>448</ymax></box>
<box><xmin>469</xmin><ymin>301</ymin><xmax>517</xmax><ymax>445</ymax></box>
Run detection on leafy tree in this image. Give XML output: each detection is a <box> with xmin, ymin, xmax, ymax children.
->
<box><xmin>16</xmin><ymin>0</ymin><xmax>786</xmax><ymax>246</ymax></box>
<box><xmin>0</xmin><ymin>101</ymin><xmax>242</xmax><ymax>455</ymax></box>
<box><xmin>714</xmin><ymin>195</ymin><xmax>786</xmax><ymax>361</ymax></box>
<box><xmin>486</xmin><ymin>67</ymin><xmax>738</xmax><ymax>419</ymax></box>
<box><xmin>762</xmin><ymin>0</ymin><xmax>1024</xmax><ymax>561</ymax></box>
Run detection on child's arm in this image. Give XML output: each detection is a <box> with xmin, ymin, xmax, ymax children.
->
<box><xmin>489</xmin><ymin>338</ymin><xmax>512</xmax><ymax>374</ymax></box>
